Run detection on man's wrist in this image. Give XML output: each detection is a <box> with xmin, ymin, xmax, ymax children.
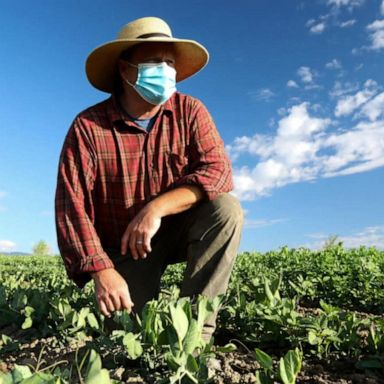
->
<box><xmin>90</xmin><ymin>268</ymin><xmax>115</xmax><ymax>280</ymax></box>
<box><xmin>145</xmin><ymin>185</ymin><xmax>203</xmax><ymax>218</ymax></box>
<box><xmin>145</xmin><ymin>199</ymin><xmax>166</xmax><ymax>218</ymax></box>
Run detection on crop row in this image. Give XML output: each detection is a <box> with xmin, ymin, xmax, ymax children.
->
<box><xmin>1</xmin><ymin>245</ymin><xmax>384</xmax><ymax>383</ymax></box>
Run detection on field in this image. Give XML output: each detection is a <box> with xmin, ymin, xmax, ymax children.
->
<box><xmin>1</xmin><ymin>245</ymin><xmax>384</xmax><ymax>383</ymax></box>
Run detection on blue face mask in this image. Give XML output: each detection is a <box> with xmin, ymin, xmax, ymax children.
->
<box><xmin>125</xmin><ymin>62</ymin><xmax>177</xmax><ymax>105</ymax></box>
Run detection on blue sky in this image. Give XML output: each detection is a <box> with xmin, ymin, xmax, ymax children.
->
<box><xmin>0</xmin><ymin>0</ymin><xmax>383</xmax><ymax>254</ymax></box>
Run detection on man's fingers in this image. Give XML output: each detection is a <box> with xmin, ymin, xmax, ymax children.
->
<box><xmin>98</xmin><ymin>300</ymin><xmax>111</xmax><ymax>318</ymax></box>
<box><xmin>136</xmin><ymin>237</ymin><xmax>147</xmax><ymax>259</ymax></box>
<box><xmin>98</xmin><ymin>293</ymin><xmax>131</xmax><ymax>316</ymax></box>
<box><xmin>129</xmin><ymin>232</ymin><xmax>139</xmax><ymax>260</ymax></box>
<box><xmin>143</xmin><ymin>232</ymin><xmax>152</xmax><ymax>254</ymax></box>
<box><xmin>121</xmin><ymin>229</ymin><xmax>130</xmax><ymax>255</ymax></box>
<box><xmin>110</xmin><ymin>293</ymin><xmax>122</xmax><ymax>312</ymax></box>
<box><xmin>104</xmin><ymin>296</ymin><xmax>116</xmax><ymax>314</ymax></box>
<box><xmin>120</xmin><ymin>292</ymin><xmax>134</xmax><ymax>313</ymax></box>
<box><xmin>93</xmin><ymin>269</ymin><xmax>134</xmax><ymax>318</ymax></box>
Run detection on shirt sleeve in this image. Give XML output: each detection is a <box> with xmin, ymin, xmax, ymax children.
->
<box><xmin>173</xmin><ymin>99</ymin><xmax>233</xmax><ymax>200</ymax></box>
<box><xmin>55</xmin><ymin>116</ymin><xmax>114</xmax><ymax>288</ymax></box>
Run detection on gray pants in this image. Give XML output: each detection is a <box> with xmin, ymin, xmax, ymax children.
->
<box><xmin>106</xmin><ymin>193</ymin><xmax>243</xmax><ymax>340</ymax></box>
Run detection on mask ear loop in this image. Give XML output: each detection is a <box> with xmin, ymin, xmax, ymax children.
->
<box><xmin>123</xmin><ymin>77</ymin><xmax>136</xmax><ymax>87</ymax></box>
<box><xmin>122</xmin><ymin>62</ymin><xmax>138</xmax><ymax>87</ymax></box>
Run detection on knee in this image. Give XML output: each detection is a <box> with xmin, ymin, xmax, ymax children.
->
<box><xmin>211</xmin><ymin>193</ymin><xmax>244</xmax><ymax>229</ymax></box>
<box><xmin>188</xmin><ymin>193</ymin><xmax>243</xmax><ymax>242</ymax></box>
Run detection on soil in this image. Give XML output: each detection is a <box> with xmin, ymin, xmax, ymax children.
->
<box><xmin>1</xmin><ymin>328</ymin><xmax>384</xmax><ymax>384</ymax></box>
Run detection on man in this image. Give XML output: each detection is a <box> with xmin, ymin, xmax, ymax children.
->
<box><xmin>55</xmin><ymin>17</ymin><xmax>243</xmax><ymax>341</ymax></box>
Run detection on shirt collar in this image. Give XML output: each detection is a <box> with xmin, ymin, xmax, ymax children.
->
<box><xmin>107</xmin><ymin>93</ymin><xmax>175</xmax><ymax>127</ymax></box>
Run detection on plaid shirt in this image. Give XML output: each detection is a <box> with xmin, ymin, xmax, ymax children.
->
<box><xmin>55</xmin><ymin>92</ymin><xmax>233</xmax><ymax>287</ymax></box>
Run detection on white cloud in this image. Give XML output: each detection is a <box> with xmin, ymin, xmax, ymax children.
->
<box><xmin>230</xmin><ymin>103</ymin><xmax>331</xmax><ymax>200</ymax></box>
<box><xmin>359</xmin><ymin>92</ymin><xmax>384</xmax><ymax>121</ymax></box>
<box><xmin>329</xmin><ymin>81</ymin><xmax>359</xmax><ymax>98</ymax></box>
<box><xmin>339</xmin><ymin>19</ymin><xmax>357</xmax><ymax>28</ymax></box>
<box><xmin>244</xmin><ymin>218</ymin><xmax>286</xmax><ymax>229</ymax></box>
<box><xmin>366</xmin><ymin>19</ymin><xmax>384</xmax><ymax>50</ymax></box>
<box><xmin>327</xmin><ymin>0</ymin><xmax>365</xmax><ymax>8</ymax></box>
<box><xmin>322</xmin><ymin>120</ymin><xmax>384</xmax><ymax>176</ymax></box>
<box><xmin>277</xmin><ymin>103</ymin><xmax>329</xmax><ymax>138</ymax></box>
<box><xmin>309</xmin><ymin>2</ymin><xmax>358</xmax><ymax>34</ymax></box>
<box><xmin>367</xmin><ymin>19</ymin><xmax>384</xmax><ymax>31</ymax></box>
<box><xmin>355</xmin><ymin>63</ymin><xmax>364</xmax><ymax>71</ymax></box>
<box><xmin>306</xmin><ymin>19</ymin><xmax>316</xmax><ymax>27</ymax></box>
<box><xmin>334</xmin><ymin>79</ymin><xmax>378</xmax><ymax>117</ymax></box>
<box><xmin>287</xmin><ymin>80</ymin><xmax>299</xmax><ymax>88</ymax></box>
<box><xmin>326</xmin><ymin>59</ymin><xmax>342</xmax><ymax>70</ymax></box>
<box><xmin>341</xmin><ymin>226</ymin><xmax>384</xmax><ymax>249</ymax></box>
<box><xmin>310</xmin><ymin>22</ymin><xmax>326</xmax><ymax>34</ymax></box>
<box><xmin>227</xmin><ymin>134</ymin><xmax>274</xmax><ymax>161</ymax></box>
<box><xmin>249</xmin><ymin>88</ymin><xmax>275</xmax><ymax>102</ymax></box>
<box><xmin>306</xmin><ymin>13</ymin><xmax>332</xmax><ymax>34</ymax></box>
<box><xmin>305</xmin><ymin>226</ymin><xmax>384</xmax><ymax>250</ymax></box>
<box><xmin>229</xmin><ymin>97</ymin><xmax>384</xmax><ymax>201</ymax></box>
<box><xmin>0</xmin><ymin>240</ymin><xmax>17</xmax><ymax>252</ymax></box>
<box><xmin>297</xmin><ymin>66</ymin><xmax>315</xmax><ymax>84</ymax></box>
<box><xmin>304</xmin><ymin>84</ymin><xmax>322</xmax><ymax>91</ymax></box>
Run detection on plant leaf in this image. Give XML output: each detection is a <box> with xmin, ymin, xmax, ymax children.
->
<box><xmin>215</xmin><ymin>343</ymin><xmax>237</xmax><ymax>353</ymax></box>
<box><xmin>85</xmin><ymin>370</ymin><xmax>111</xmax><ymax>384</ymax></box>
<box><xmin>255</xmin><ymin>348</ymin><xmax>273</xmax><ymax>371</ymax></box>
<box><xmin>122</xmin><ymin>333</ymin><xmax>143</xmax><ymax>360</ymax></box>
<box><xmin>279</xmin><ymin>349</ymin><xmax>302</xmax><ymax>384</ymax></box>
<box><xmin>186</xmin><ymin>353</ymin><xmax>199</xmax><ymax>373</ymax></box>
<box><xmin>22</xmin><ymin>317</ymin><xmax>33</xmax><ymax>330</ymax></box>
<box><xmin>183</xmin><ymin>319</ymin><xmax>201</xmax><ymax>354</ymax></box>
<box><xmin>12</xmin><ymin>364</ymin><xmax>33</xmax><ymax>382</ymax></box>
<box><xmin>21</xmin><ymin>372</ymin><xmax>56</xmax><ymax>384</ymax></box>
<box><xmin>308</xmin><ymin>331</ymin><xmax>318</xmax><ymax>345</ymax></box>
<box><xmin>83</xmin><ymin>349</ymin><xmax>112</xmax><ymax>384</ymax></box>
<box><xmin>169</xmin><ymin>303</ymin><xmax>189</xmax><ymax>343</ymax></box>
<box><xmin>87</xmin><ymin>313</ymin><xmax>99</xmax><ymax>329</ymax></box>
<box><xmin>0</xmin><ymin>372</ymin><xmax>13</xmax><ymax>384</ymax></box>
<box><xmin>84</xmin><ymin>350</ymin><xmax>102</xmax><ymax>379</ymax></box>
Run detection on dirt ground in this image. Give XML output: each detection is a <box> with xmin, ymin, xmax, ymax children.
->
<box><xmin>1</xmin><ymin>328</ymin><xmax>384</xmax><ymax>384</ymax></box>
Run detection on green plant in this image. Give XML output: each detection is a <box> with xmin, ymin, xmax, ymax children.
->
<box><xmin>113</xmin><ymin>289</ymin><xmax>232</xmax><ymax>383</ymax></box>
<box><xmin>255</xmin><ymin>348</ymin><xmax>302</xmax><ymax>384</ymax></box>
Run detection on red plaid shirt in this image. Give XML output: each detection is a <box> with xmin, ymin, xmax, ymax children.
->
<box><xmin>55</xmin><ymin>92</ymin><xmax>233</xmax><ymax>287</ymax></box>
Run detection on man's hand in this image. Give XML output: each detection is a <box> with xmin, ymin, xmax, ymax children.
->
<box><xmin>91</xmin><ymin>268</ymin><xmax>134</xmax><ymax>317</ymax></box>
<box><xmin>121</xmin><ymin>205</ymin><xmax>161</xmax><ymax>260</ymax></box>
<box><xmin>121</xmin><ymin>186</ymin><xmax>203</xmax><ymax>260</ymax></box>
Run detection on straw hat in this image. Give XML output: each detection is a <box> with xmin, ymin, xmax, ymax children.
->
<box><xmin>86</xmin><ymin>17</ymin><xmax>209</xmax><ymax>93</ymax></box>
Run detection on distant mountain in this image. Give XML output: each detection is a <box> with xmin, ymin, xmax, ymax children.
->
<box><xmin>1</xmin><ymin>252</ymin><xmax>32</xmax><ymax>256</ymax></box>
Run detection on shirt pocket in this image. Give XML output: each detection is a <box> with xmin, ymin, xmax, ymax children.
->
<box><xmin>167</xmin><ymin>151</ymin><xmax>189</xmax><ymax>179</ymax></box>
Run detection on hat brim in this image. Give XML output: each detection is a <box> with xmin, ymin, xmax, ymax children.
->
<box><xmin>86</xmin><ymin>37</ymin><xmax>209</xmax><ymax>93</ymax></box>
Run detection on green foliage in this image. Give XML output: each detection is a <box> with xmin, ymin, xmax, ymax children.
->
<box><xmin>279</xmin><ymin>349</ymin><xmax>302</xmax><ymax>384</ymax></box>
<box><xmin>112</xmin><ymin>288</ymin><xmax>225</xmax><ymax>383</ymax></box>
<box><xmin>229</xmin><ymin>245</ymin><xmax>384</xmax><ymax>313</ymax></box>
<box><xmin>0</xmin><ymin>349</ymin><xmax>114</xmax><ymax>384</ymax></box>
<box><xmin>255</xmin><ymin>348</ymin><xmax>302</xmax><ymax>384</ymax></box>
<box><xmin>32</xmin><ymin>240</ymin><xmax>51</xmax><ymax>256</ymax></box>
<box><xmin>83</xmin><ymin>349</ymin><xmax>112</xmax><ymax>384</ymax></box>
<box><xmin>321</xmin><ymin>234</ymin><xmax>341</xmax><ymax>250</ymax></box>
<box><xmin>1</xmin><ymin>246</ymin><xmax>384</xmax><ymax>382</ymax></box>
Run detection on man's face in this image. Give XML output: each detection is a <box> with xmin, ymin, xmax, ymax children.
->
<box><xmin>120</xmin><ymin>42</ymin><xmax>176</xmax><ymax>86</ymax></box>
<box><xmin>130</xmin><ymin>42</ymin><xmax>176</xmax><ymax>68</ymax></box>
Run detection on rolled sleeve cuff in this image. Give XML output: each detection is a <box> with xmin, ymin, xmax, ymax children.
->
<box><xmin>173</xmin><ymin>174</ymin><xmax>233</xmax><ymax>201</ymax></box>
<box><xmin>68</xmin><ymin>251</ymin><xmax>115</xmax><ymax>288</ymax></box>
